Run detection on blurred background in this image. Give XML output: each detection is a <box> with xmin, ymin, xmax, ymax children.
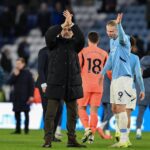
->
<box><xmin>0</xmin><ymin>0</ymin><xmax>150</xmax><ymax>131</ymax></box>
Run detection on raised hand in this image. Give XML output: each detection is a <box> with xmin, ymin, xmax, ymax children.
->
<box><xmin>115</xmin><ymin>13</ymin><xmax>123</xmax><ymax>24</ymax></box>
<box><xmin>63</xmin><ymin>10</ymin><xmax>73</xmax><ymax>26</ymax></box>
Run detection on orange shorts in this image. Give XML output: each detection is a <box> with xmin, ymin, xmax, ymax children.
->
<box><xmin>77</xmin><ymin>92</ymin><xmax>103</xmax><ymax>107</ymax></box>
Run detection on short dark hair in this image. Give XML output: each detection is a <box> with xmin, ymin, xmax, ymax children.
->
<box><xmin>88</xmin><ymin>32</ymin><xmax>99</xmax><ymax>44</ymax></box>
<box><xmin>17</xmin><ymin>57</ymin><xmax>26</xmax><ymax>64</ymax></box>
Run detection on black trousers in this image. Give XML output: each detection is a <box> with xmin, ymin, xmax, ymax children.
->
<box><xmin>136</xmin><ymin>105</ymin><xmax>150</xmax><ymax>129</ymax></box>
<box><xmin>14</xmin><ymin>110</ymin><xmax>29</xmax><ymax>132</ymax></box>
<box><xmin>39</xmin><ymin>87</ymin><xmax>63</xmax><ymax>133</ymax></box>
<box><xmin>44</xmin><ymin>99</ymin><xmax>77</xmax><ymax>140</ymax></box>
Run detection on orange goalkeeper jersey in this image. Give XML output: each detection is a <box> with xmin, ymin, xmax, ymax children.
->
<box><xmin>78</xmin><ymin>45</ymin><xmax>108</xmax><ymax>93</ymax></box>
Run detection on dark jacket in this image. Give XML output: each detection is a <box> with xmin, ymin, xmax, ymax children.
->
<box><xmin>143</xmin><ymin>67</ymin><xmax>150</xmax><ymax>78</ymax></box>
<box><xmin>45</xmin><ymin>25</ymin><xmax>85</xmax><ymax>101</ymax></box>
<box><xmin>36</xmin><ymin>46</ymin><xmax>49</xmax><ymax>99</ymax></box>
<box><xmin>7</xmin><ymin>68</ymin><xmax>34</xmax><ymax>111</ymax></box>
<box><xmin>0</xmin><ymin>66</ymin><xmax>4</xmax><ymax>88</ymax></box>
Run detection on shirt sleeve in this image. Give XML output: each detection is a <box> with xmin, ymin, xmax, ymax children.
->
<box><xmin>71</xmin><ymin>25</ymin><xmax>85</xmax><ymax>53</ymax></box>
<box><xmin>117</xmin><ymin>23</ymin><xmax>128</xmax><ymax>45</ymax></box>
<box><xmin>101</xmin><ymin>55</ymin><xmax>112</xmax><ymax>76</ymax></box>
<box><xmin>135</xmin><ymin>57</ymin><xmax>145</xmax><ymax>92</ymax></box>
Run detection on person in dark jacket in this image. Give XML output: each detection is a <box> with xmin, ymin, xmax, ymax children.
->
<box><xmin>136</xmin><ymin>55</ymin><xmax>150</xmax><ymax>139</ymax></box>
<box><xmin>36</xmin><ymin>47</ymin><xmax>49</xmax><ymax>118</ymax></box>
<box><xmin>42</xmin><ymin>10</ymin><xmax>85</xmax><ymax>148</ymax></box>
<box><xmin>7</xmin><ymin>58</ymin><xmax>34</xmax><ymax>134</ymax></box>
<box><xmin>36</xmin><ymin>46</ymin><xmax>63</xmax><ymax>141</ymax></box>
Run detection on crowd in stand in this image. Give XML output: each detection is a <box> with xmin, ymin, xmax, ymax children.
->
<box><xmin>0</xmin><ymin>0</ymin><xmax>72</xmax><ymax>47</ymax></box>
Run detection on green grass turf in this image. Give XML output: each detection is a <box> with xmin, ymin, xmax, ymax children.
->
<box><xmin>0</xmin><ymin>129</ymin><xmax>150</xmax><ymax>150</ymax></box>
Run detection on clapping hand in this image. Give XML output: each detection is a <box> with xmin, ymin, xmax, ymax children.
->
<box><xmin>62</xmin><ymin>10</ymin><xmax>73</xmax><ymax>28</ymax></box>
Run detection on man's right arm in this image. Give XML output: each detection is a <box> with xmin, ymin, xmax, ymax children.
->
<box><xmin>135</xmin><ymin>57</ymin><xmax>145</xmax><ymax>100</ymax></box>
<box><xmin>116</xmin><ymin>13</ymin><xmax>128</xmax><ymax>45</ymax></box>
<box><xmin>135</xmin><ymin>57</ymin><xmax>145</xmax><ymax>93</ymax></box>
<box><xmin>45</xmin><ymin>25</ymin><xmax>63</xmax><ymax>50</ymax></box>
<box><xmin>100</xmin><ymin>55</ymin><xmax>112</xmax><ymax>76</ymax></box>
<box><xmin>117</xmin><ymin>23</ymin><xmax>128</xmax><ymax>45</ymax></box>
<box><xmin>71</xmin><ymin>25</ymin><xmax>85</xmax><ymax>53</ymax></box>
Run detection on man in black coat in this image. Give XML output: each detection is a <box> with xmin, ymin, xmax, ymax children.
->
<box><xmin>7</xmin><ymin>58</ymin><xmax>34</xmax><ymax>134</ymax></box>
<box><xmin>36</xmin><ymin>46</ymin><xmax>63</xmax><ymax>141</ymax></box>
<box><xmin>42</xmin><ymin>10</ymin><xmax>86</xmax><ymax>148</ymax></box>
<box><xmin>36</xmin><ymin>47</ymin><xmax>49</xmax><ymax>118</ymax></box>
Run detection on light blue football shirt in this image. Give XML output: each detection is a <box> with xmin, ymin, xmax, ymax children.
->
<box><xmin>101</xmin><ymin>23</ymin><xmax>132</xmax><ymax>80</ymax></box>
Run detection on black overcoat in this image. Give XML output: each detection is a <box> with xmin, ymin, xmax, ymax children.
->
<box><xmin>45</xmin><ymin>25</ymin><xmax>85</xmax><ymax>101</ymax></box>
<box><xmin>8</xmin><ymin>68</ymin><xmax>34</xmax><ymax>111</ymax></box>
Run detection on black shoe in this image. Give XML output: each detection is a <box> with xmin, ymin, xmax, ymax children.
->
<box><xmin>42</xmin><ymin>137</ymin><xmax>52</xmax><ymax>148</ymax></box>
<box><xmin>67</xmin><ymin>134</ymin><xmax>86</xmax><ymax>148</ymax></box>
<box><xmin>42</xmin><ymin>141</ymin><xmax>52</xmax><ymax>148</ymax></box>
<box><xmin>67</xmin><ymin>143</ymin><xmax>86</xmax><ymax>148</ymax></box>
<box><xmin>24</xmin><ymin>130</ymin><xmax>29</xmax><ymax>134</ymax></box>
<box><xmin>42</xmin><ymin>143</ymin><xmax>52</xmax><ymax>148</ymax></box>
<box><xmin>52</xmin><ymin>137</ymin><xmax>61</xmax><ymax>142</ymax></box>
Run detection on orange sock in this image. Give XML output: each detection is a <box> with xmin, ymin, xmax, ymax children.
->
<box><xmin>78</xmin><ymin>109</ymin><xmax>89</xmax><ymax>128</ymax></box>
<box><xmin>90</xmin><ymin>112</ymin><xmax>98</xmax><ymax>134</ymax></box>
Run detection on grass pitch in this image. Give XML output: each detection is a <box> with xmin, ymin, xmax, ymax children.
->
<box><xmin>0</xmin><ymin>129</ymin><xmax>150</xmax><ymax>150</ymax></box>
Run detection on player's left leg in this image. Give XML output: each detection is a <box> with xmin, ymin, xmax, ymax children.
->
<box><xmin>89</xmin><ymin>93</ymin><xmax>102</xmax><ymax>134</ymax></box>
<box><xmin>125</xmin><ymin>92</ymin><xmax>136</xmax><ymax>146</ymax></box>
<box><xmin>111</xmin><ymin>104</ymin><xmax>128</xmax><ymax>148</ymax></box>
<box><xmin>90</xmin><ymin>106</ymin><xmax>98</xmax><ymax>134</ymax></box>
<box><xmin>126</xmin><ymin>109</ymin><xmax>132</xmax><ymax>146</ymax></box>
<box><xmin>78</xmin><ymin>93</ymin><xmax>92</xmax><ymax>143</ymax></box>
<box><xmin>78</xmin><ymin>92</ymin><xmax>90</xmax><ymax>129</ymax></box>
